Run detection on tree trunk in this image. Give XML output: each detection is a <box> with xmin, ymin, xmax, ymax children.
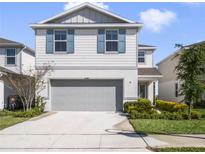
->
<box><xmin>188</xmin><ymin>102</ymin><xmax>192</xmax><ymax>120</ymax></box>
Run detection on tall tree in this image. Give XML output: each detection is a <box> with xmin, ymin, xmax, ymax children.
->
<box><xmin>175</xmin><ymin>43</ymin><xmax>205</xmax><ymax>118</ymax></box>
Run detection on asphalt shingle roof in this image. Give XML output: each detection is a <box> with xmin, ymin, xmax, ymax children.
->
<box><xmin>0</xmin><ymin>38</ymin><xmax>35</xmax><ymax>55</ymax></box>
<box><xmin>138</xmin><ymin>68</ymin><xmax>162</xmax><ymax>76</ymax></box>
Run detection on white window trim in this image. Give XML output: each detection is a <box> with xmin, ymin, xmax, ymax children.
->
<box><xmin>138</xmin><ymin>51</ymin><xmax>145</xmax><ymax>63</ymax></box>
<box><xmin>54</xmin><ymin>29</ymin><xmax>67</xmax><ymax>53</ymax></box>
<box><xmin>105</xmin><ymin>29</ymin><xmax>119</xmax><ymax>53</ymax></box>
<box><xmin>6</xmin><ymin>48</ymin><xmax>16</xmax><ymax>66</ymax></box>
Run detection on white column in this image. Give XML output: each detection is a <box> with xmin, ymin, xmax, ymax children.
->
<box><xmin>0</xmin><ymin>80</ymin><xmax>4</xmax><ymax>110</ymax></box>
<box><xmin>147</xmin><ymin>81</ymin><xmax>154</xmax><ymax>103</ymax></box>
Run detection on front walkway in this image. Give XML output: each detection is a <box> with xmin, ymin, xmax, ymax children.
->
<box><xmin>0</xmin><ymin>112</ymin><xmax>166</xmax><ymax>152</ymax></box>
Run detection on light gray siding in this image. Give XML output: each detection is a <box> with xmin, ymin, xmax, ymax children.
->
<box><xmin>52</xmin><ymin>8</ymin><xmax>124</xmax><ymax>24</ymax></box>
<box><xmin>50</xmin><ymin>79</ymin><xmax>123</xmax><ymax>111</ymax></box>
<box><xmin>35</xmin><ymin>28</ymin><xmax>137</xmax><ymax>68</ymax></box>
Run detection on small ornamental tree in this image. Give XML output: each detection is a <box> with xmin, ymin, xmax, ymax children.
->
<box><xmin>175</xmin><ymin>43</ymin><xmax>205</xmax><ymax>119</ymax></box>
<box><xmin>0</xmin><ymin>65</ymin><xmax>52</xmax><ymax>111</ymax></box>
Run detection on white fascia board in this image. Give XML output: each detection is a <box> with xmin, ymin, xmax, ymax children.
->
<box><xmin>138</xmin><ymin>47</ymin><xmax>156</xmax><ymax>50</ymax></box>
<box><xmin>39</xmin><ymin>2</ymin><xmax>136</xmax><ymax>24</ymax></box>
<box><xmin>30</xmin><ymin>23</ymin><xmax>143</xmax><ymax>29</ymax></box>
<box><xmin>138</xmin><ymin>75</ymin><xmax>163</xmax><ymax>78</ymax></box>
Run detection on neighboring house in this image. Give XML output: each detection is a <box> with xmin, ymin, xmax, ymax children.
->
<box><xmin>157</xmin><ymin>41</ymin><xmax>205</xmax><ymax>102</ymax></box>
<box><xmin>0</xmin><ymin>38</ymin><xmax>35</xmax><ymax>110</ymax></box>
<box><xmin>30</xmin><ymin>2</ymin><xmax>162</xmax><ymax>111</ymax></box>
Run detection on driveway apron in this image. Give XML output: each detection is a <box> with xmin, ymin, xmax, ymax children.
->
<box><xmin>0</xmin><ymin>112</ymin><xmax>165</xmax><ymax>151</ymax></box>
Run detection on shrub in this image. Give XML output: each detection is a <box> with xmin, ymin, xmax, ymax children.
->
<box><xmin>34</xmin><ymin>96</ymin><xmax>46</xmax><ymax>112</ymax></box>
<box><xmin>0</xmin><ymin>110</ymin><xmax>14</xmax><ymax>116</ymax></box>
<box><xmin>156</xmin><ymin>100</ymin><xmax>188</xmax><ymax>112</ymax></box>
<box><xmin>193</xmin><ymin>101</ymin><xmax>205</xmax><ymax>108</ymax></box>
<box><xmin>191</xmin><ymin>111</ymin><xmax>202</xmax><ymax>119</ymax></box>
<box><xmin>13</xmin><ymin>107</ymin><xmax>43</xmax><ymax>118</ymax></box>
<box><xmin>161</xmin><ymin>111</ymin><xmax>184</xmax><ymax>120</ymax></box>
<box><xmin>124</xmin><ymin>98</ymin><xmax>152</xmax><ymax>113</ymax></box>
<box><xmin>130</xmin><ymin>110</ymin><xmax>201</xmax><ymax>120</ymax></box>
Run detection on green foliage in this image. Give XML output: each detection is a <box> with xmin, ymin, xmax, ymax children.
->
<box><xmin>175</xmin><ymin>43</ymin><xmax>205</xmax><ymax>117</ymax></box>
<box><xmin>130</xmin><ymin>110</ymin><xmax>201</xmax><ymax>120</ymax></box>
<box><xmin>156</xmin><ymin>100</ymin><xmax>188</xmax><ymax>112</ymax></box>
<box><xmin>0</xmin><ymin>96</ymin><xmax>46</xmax><ymax>118</ymax></box>
<box><xmin>34</xmin><ymin>96</ymin><xmax>46</xmax><ymax>112</ymax></box>
<box><xmin>13</xmin><ymin>107</ymin><xmax>43</xmax><ymax>118</ymax></box>
<box><xmin>191</xmin><ymin>111</ymin><xmax>202</xmax><ymax>119</ymax></box>
<box><xmin>130</xmin><ymin>119</ymin><xmax>205</xmax><ymax>134</ymax></box>
<box><xmin>152</xmin><ymin>147</ymin><xmax>205</xmax><ymax>152</ymax></box>
<box><xmin>124</xmin><ymin>98</ymin><xmax>152</xmax><ymax>113</ymax></box>
<box><xmin>0</xmin><ymin>107</ymin><xmax>43</xmax><ymax>118</ymax></box>
<box><xmin>0</xmin><ymin>116</ymin><xmax>29</xmax><ymax>130</ymax></box>
<box><xmin>194</xmin><ymin>101</ymin><xmax>205</xmax><ymax>108</ymax></box>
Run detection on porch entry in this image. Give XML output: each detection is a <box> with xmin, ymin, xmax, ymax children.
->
<box><xmin>138</xmin><ymin>83</ymin><xmax>147</xmax><ymax>99</ymax></box>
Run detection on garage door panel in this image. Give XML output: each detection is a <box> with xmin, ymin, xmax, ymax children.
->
<box><xmin>51</xmin><ymin>80</ymin><xmax>123</xmax><ymax>111</ymax></box>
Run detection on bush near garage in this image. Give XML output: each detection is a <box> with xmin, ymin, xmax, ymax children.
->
<box><xmin>0</xmin><ymin>96</ymin><xmax>46</xmax><ymax>118</ymax></box>
<box><xmin>124</xmin><ymin>98</ymin><xmax>153</xmax><ymax>113</ymax></box>
<box><xmin>155</xmin><ymin>100</ymin><xmax>188</xmax><ymax>112</ymax></box>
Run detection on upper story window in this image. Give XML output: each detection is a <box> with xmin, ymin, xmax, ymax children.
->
<box><xmin>6</xmin><ymin>48</ymin><xmax>16</xmax><ymax>65</ymax></box>
<box><xmin>105</xmin><ymin>29</ymin><xmax>118</xmax><ymax>52</ymax></box>
<box><xmin>138</xmin><ymin>51</ymin><xmax>145</xmax><ymax>63</ymax></box>
<box><xmin>54</xmin><ymin>30</ymin><xmax>67</xmax><ymax>52</ymax></box>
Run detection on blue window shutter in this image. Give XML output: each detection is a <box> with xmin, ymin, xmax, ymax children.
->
<box><xmin>118</xmin><ymin>29</ymin><xmax>126</xmax><ymax>53</ymax></box>
<box><xmin>97</xmin><ymin>29</ymin><xmax>105</xmax><ymax>54</ymax></box>
<box><xmin>67</xmin><ymin>29</ymin><xmax>74</xmax><ymax>54</ymax></box>
<box><xmin>46</xmin><ymin>29</ymin><xmax>53</xmax><ymax>54</ymax></box>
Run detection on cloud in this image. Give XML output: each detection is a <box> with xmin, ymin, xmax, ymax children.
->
<box><xmin>140</xmin><ymin>9</ymin><xmax>176</xmax><ymax>32</ymax></box>
<box><xmin>64</xmin><ymin>2</ymin><xmax>109</xmax><ymax>11</ymax></box>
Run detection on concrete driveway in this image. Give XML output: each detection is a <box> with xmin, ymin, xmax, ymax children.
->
<box><xmin>0</xmin><ymin>112</ymin><xmax>166</xmax><ymax>152</ymax></box>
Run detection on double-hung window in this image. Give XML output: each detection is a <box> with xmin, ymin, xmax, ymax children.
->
<box><xmin>138</xmin><ymin>51</ymin><xmax>145</xmax><ymax>63</ymax></box>
<box><xmin>54</xmin><ymin>30</ymin><xmax>67</xmax><ymax>52</ymax></box>
<box><xmin>6</xmin><ymin>48</ymin><xmax>16</xmax><ymax>65</ymax></box>
<box><xmin>105</xmin><ymin>29</ymin><xmax>118</xmax><ymax>52</ymax></box>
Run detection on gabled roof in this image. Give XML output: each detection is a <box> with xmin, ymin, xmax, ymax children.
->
<box><xmin>39</xmin><ymin>2</ymin><xmax>137</xmax><ymax>24</ymax></box>
<box><xmin>0</xmin><ymin>37</ymin><xmax>35</xmax><ymax>56</ymax></box>
<box><xmin>0</xmin><ymin>38</ymin><xmax>24</xmax><ymax>47</ymax></box>
<box><xmin>157</xmin><ymin>41</ymin><xmax>205</xmax><ymax>65</ymax></box>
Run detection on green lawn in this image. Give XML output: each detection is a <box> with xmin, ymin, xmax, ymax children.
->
<box><xmin>130</xmin><ymin>119</ymin><xmax>205</xmax><ymax>134</ymax></box>
<box><xmin>193</xmin><ymin>108</ymin><xmax>205</xmax><ymax>118</ymax></box>
<box><xmin>0</xmin><ymin>115</ymin><xmax>29</xmax><ymax>130</ymax></box>
<box><xmin>151</xmin><ymin>147</ymin><xmax>205</xmax><ymax>152</ymax></box>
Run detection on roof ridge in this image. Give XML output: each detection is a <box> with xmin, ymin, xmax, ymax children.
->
<box><xmin>39</xmin><ymin>2</ymin><xmax>137</xmax><ymax>24</ymax></box>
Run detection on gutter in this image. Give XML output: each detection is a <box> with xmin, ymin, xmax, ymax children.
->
<box><xmin>30</xmin><ymin>23</ymin><xmax>143</xmax><ymax>29</ymax></box>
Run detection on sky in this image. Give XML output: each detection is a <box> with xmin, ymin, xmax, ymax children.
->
<box><xmin>0</xmin><ymin>2</ymin><xmax>205</xmax><ymax>64</ymax></box>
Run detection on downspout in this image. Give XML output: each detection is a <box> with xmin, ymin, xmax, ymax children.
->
<box><xmin>20</xmin><ymin>45</ymin><xmax>27</xmax><ymax>74</ymax></box>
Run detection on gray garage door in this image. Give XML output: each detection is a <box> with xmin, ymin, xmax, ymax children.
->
<box><xmin>51</xmin><ymin>79</ymin><xmax>123</xmax><ymax>111</ymax></box>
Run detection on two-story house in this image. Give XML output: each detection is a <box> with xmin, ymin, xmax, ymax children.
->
<box><xmin>0</xmin><ymin>38</ymin><xmax>35</xmax><ymax>110</ymax></box>
<box><xmin>30</xmin><ymin>3</ymin><xmax>162</xmax><ymax>111</ymax></box>
<box><xmin>157</xmin><ymin>41</ymin><xmax>205</xmax><ymax>102</ymax></box>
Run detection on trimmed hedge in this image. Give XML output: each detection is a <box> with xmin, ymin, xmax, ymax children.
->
<box><xmin>124</xmin><ymin>98</ymin><xmax>152</xmax><ymax>113</ymax></box>
<box><xmin>130</xmin><ymin>110</ymin><xmax>202</xmax><ymax>120</ymax></box>
<box><xmin>156</xmin><ymin>100</ymin><xmax>188</xmax><ymax>112</ymax></box>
